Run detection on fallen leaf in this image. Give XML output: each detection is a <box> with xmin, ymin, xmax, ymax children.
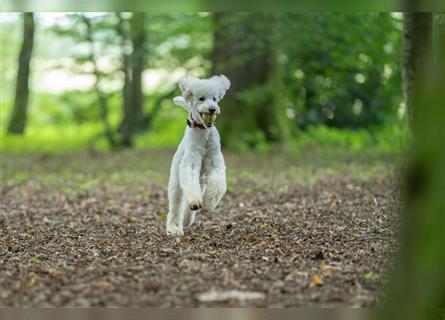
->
<box><xmin>96</xmin><ymin>280</ymin><xmax>111</xmax><ymax>289</ymax></box>
<box><xmin>310</xmin><ymin>274</ymin><xmax>323</xmax><ymax>288</ymax></box>
<box><xmin>50</xmin><ymin>270</ymin><xmax>66</xmax><ymax>278</ymax></box>
<box><xmin>25</xmin><ymin>273</ymin><xmax>39</xmax><ymax>288</ymax></box>
<box><xmin>179</xmin><ymin>235</ymin><xmax>189</xmax><ymax>244</ymax></box>
<box><xmin>320</xmin><ymin>261</ymin><xmax>333</xmax><ymax>277</ymax></box>
<box><xmin>329</xmin><ymin>201</ymin><xmax>339</xmax><ymax>209</ymax></box>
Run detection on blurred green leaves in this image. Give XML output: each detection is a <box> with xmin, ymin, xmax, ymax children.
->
<box><xmin>280</xmin><ymin>13</ymin><xmax>403</xmax><ymax>129</ymax></box>
<box><xmin>4</xmin><ymin>0</ymin><xmax>445</xmax><ymax>12</ymax></box>
<box><xmin>1</xmin><ymin>12</ymin><xmax>410</xmax><ymax>153</ymax></box>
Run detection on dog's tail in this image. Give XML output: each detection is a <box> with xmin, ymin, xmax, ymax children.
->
<box><xmin>173</xmin><ymin>96</ymin><xmax>190</xmax><ymax>113</ymax></box>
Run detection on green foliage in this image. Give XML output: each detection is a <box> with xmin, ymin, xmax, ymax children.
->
<box><xmin>148</xmin><ymin>13</ymin><xmax>212</xmax><ymax>70</ymax></box>
<box><xmin>1</xmin><ymin>12</ymin><xmax>407</xmax><ymax>153</ymax></box>
<box><xmin>280</xmin><ymin>13</ymin><xmax>403</xmax><ymax>129</ymax></box>
<box><xmin>58</xmin><ymin>90</ymin><xmax>102</xmax><ymax>123</ymax></box>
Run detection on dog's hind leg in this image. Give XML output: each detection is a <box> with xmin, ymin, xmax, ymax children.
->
<box><xmin>166</xmin><ymin>160</ymin><xmax>185</xmax><ymax>236</ymax></box>
<box><xmin>202</xmin><ymin>169</ymin><xmax>226</xmax><ymax>211</ymax></box>
<box><xmin>202</xmin><ymin>148</ymin><xmax>226</xmax><ymax>211</ymax></box>
<box><xmin>166</xmin><ymin>185</ymin><xmax>185</xmax><ymax>236</ymax></box>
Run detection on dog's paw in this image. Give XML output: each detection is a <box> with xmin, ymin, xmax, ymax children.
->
<box><xmin>187</xmin><ymin>199</ymin><xmax>202</xmax><ymax>211</ymax></box>
<box><xmin>166</xmin><ymin>223</ymin><xmax>184</xmax><ymax>237</ymax></box>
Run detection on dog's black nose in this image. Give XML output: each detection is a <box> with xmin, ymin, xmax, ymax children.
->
<box><xmin>208</xmin><ymin>107</ymin><xmax>216</xmax><ymax>114</ymax></box>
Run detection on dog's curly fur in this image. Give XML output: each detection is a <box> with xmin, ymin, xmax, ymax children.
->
<box><xmin>166</xmin><ymin>75</ymin><xmax>231</xmax><ymax>236</ymax></box>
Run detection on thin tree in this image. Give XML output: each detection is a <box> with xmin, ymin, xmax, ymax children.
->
<box><xmin>80</xmin><ymin>15</ymin><xmax>116</xmax><ymax>148</ymax></box>
<box><xmin>7</xmin><ymin>13</ymin><xmax>35</xmax><ymax>134</ymax></box>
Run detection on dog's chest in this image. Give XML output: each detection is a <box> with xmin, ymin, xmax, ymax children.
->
<box><xmin>187</xmin><ymin>128</ymin><xmax>219</xmax><ymax>154</ymax></box>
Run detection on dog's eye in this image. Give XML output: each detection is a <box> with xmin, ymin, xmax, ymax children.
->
<box><xmin>199</xmin><ymin>97</ymin><xmax>205</xmax><ymax>101</ymax></box>
<box><xmin>212</xmin><ymin>97</ymin><xmax>216</xmax><ymax>102</ymax></box>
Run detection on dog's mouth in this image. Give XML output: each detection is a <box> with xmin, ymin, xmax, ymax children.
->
<box><xmin>199</xmin><ymin>112</ymin><xmax>217</xmax><ymax>126</ymax></box>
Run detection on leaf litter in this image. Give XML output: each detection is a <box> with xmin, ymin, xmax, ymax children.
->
<box><xmin>1</xmin><ymin>150</ymin><xmax>400</xmax><ymax>307</ymax></box>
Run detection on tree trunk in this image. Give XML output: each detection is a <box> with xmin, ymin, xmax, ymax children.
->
<box><xmin>81</xmin><ymin>15</ymin><xmax>116</xmax><ymax>148</ymax></box>
<box><xmin>7</xmin><ymin>13</ymin><xmax>35</xmax><ymax>135</ymax></box>
<box><xmin>212</xmin><ymin>13</ymin><xmax>292</xmax><ymax>149</ymax></box>
<box><xmin>401</xmin><ymin>13</ymin><xmax>433</xmax><ymax>134</ymax></box>
<box><xmin>118</xmin><ymin>13</ymin><xmax>147</xmax><ymax>147</ymax></box>
<box><xmin>129</xmin><ymin>13</ymin><xmax>146</xmax><ymax>130</ymax></box>
<box><xmin>380</xmin><ymin>13</ymin><xmax>445</xmax><ymax>319</ymax></box>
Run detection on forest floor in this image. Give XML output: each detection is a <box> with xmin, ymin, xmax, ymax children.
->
<box><xmin>1</xmin><ymin>148</ymin><xmax>400</xmax><ymax>307</ymax></box>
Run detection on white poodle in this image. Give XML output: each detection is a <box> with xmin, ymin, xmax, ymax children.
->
<box><xmin>166</xmin><ymin>74</ymin><xmax>231</xmax><ymax>236</ymax></box>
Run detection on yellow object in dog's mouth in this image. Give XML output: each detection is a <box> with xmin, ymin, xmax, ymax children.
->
<box><xmin>200</xmin><ymin>113</ymin><xmax>217</xmax><ymax>126</ymax></box>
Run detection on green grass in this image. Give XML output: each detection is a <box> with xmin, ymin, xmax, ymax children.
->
<box><xmin>1</xmin><ymin>118</ymin><xmax>409</xmax><ymax>159</ymax></box>
<box><xmin>1</xmin><ymin>123</ymin><xmax>104</xmax><ymax>154</ymax></box>
<box><xmin>293</xmin><ymin>123</ymin><xmax>409</xmax><ymax>154</ymax></box>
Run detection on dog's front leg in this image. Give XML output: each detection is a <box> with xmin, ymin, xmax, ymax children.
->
<box><xmin>179</xmin><ymin>152</ymin><xmax>203</xmax><ymax>211</ymax></box>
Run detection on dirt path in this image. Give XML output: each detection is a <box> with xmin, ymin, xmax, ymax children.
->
<box><xmin>1</xmin><ymin>150</ymin><xmax>399</xmax><ymax>307</ymax></box>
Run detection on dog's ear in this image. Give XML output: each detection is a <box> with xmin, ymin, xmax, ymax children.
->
<box><xmin>211</xmin><ymin>75</ymin><xmax>231</xmax><ymax>101</ymax></box>
<box><xmin>179</xmin><ymin>75</ymin><xmax>197</xmax><ymax>101</ymax></box>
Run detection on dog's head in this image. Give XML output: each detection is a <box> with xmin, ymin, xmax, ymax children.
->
<box><xmin>178</xmin><ymin>75</ymin><xmax>231</xmax><ymax>127</ymax></box>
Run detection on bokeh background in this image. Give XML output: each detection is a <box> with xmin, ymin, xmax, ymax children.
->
<box><xmin>1</xmin><ymin>13</ymin><xmax>408</xmax><ymax>154</ymax></box>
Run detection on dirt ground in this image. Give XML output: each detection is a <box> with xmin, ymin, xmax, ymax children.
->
<box><xmin>1</xmin><ymin>149</ymin><xmax>400</xmax><ymax>307</ymax></box>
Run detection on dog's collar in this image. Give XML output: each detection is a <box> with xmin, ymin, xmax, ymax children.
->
<box><xmin>186</xmin><ymin>114</ymin><xmax>212</xmax><ymax>130</ymax></box>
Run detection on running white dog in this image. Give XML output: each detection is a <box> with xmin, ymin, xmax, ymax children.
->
<box><xmin>166</xmin><ymin>75</ymin><xmax>231</xmax><ymax>236</ymax></box>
